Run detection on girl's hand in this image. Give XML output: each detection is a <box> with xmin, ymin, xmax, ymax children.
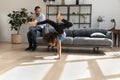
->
<box><xmin>28</xmin><ymin>22</ymin><xmax>37</xmax><ymax>27</ymax></box>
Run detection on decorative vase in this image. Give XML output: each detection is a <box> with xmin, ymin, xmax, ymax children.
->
<box><xmin>61</xmin><ymin>0</ymin><xmax>65</xmax><ymax>5</ymax></box>
<box><xmin>76</xmin><ymin>0</ymin><xmax>79</xmax><ymax>5</ymax></box>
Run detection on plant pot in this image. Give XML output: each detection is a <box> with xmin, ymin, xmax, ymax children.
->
<box><xmin>49</xmin><ymin>1</ymin><xmax>53</xmax><ymax>4</ymax></box>
<box><xmin>11</xmin><ymin>34</ymin><xmax>22</xmax><ymax>44</ymax></box>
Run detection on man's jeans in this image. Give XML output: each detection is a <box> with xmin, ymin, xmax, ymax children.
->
<box><xmin>27</xmin><ymin>25</ymin><xmax>43</xmax><ymax>48</ymax></box>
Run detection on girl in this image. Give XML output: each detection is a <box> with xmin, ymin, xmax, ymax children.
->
<box><xmin>29</xmin><ymin>12</ymin><xmax>73</xmax><ymax>59</ymax></box>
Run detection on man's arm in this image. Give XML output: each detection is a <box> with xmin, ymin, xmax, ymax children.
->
<box><xmin>28</xmin><ymin>14</ymin><xmax>46</xmax><ymax>27</ymax></box>
<box><xmin>40</xmin><ymin>13</ymin><xmax>46</xmax><ymax>21</ymax></box>
<box><xmin>38</xmin><ymin>13</ymin><xmax>46</xmax><ymax>28</ymax></box>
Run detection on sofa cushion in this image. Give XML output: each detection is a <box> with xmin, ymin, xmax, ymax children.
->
<box><xmin>73</xmin><ymin>29</ymin><xmax>108</xmax><ymax>37</ymax></box>
<box><xmin>88</xmin><ymin>29</ymin><xmax>107</xmax><ymax>35</ymax></box>
<box><xmin>62</xmin><ymin>37</ymin><xmax>73</xmax><ymax>45</ymax></box>
<box><xmin>36</xmin><ymin>37</ymin><xmax>45</xmax><ymax>44</ymax></box>
<box><xmin>73</xmin><ymin>29</ymin><xmax>90</xmax><ymax>37</ymax></box>
<box><xmin>65</xmin><ymin>30</ymin><xmax>73</xmax><ymax>37</ymax></box>
<box><xmin>42</xmin><ymin>26</ymin><xmax>50</xmax><ymax>35</ymax></box>
<box><xmin>48</xmin><ymin>26</ymin><xmax>56</xmax><ymax>33</ymax></box>
<box><xmin>42</xmin><ymin>26</ymin><xmax>57</xmax><ymax>36</ymax></box>
<box><xmin>73</xmin><ymin>37</ymin><xmax>113</xmax><ymax>47</ymax></box>
<box><xmin>37</xmin><ymin>31</ymin><xmax>41</xmax><ymax>37</ymax></box>
<box><xmin>90</xmin><ymin>32</ymin><xmax>106</xmax><ymax>38</ymax></box>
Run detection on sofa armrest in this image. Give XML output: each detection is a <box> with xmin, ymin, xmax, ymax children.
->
<box><xmin>106</xmin><ymin>31</ymin><xmax>112</xmax><ymax>39</ymax></box>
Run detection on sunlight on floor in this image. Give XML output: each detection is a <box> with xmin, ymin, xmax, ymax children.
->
<box><xmin>97</xmin><ymin>58</ymin><xmax>120</xmax><ymax>76</ymax></box>
<box><xmin>60</xmin><ymin>62</ymin><xmax>90</xmax><ymax>80</ymax></box>
<box><xmin>66</xmin><ymin>55</ymin><xmax>113</xmax><ymax>61</ymax></box>
<box><xmin>104</xmin><ymin>51</ymin><xmax>120</xmax><ymax>56</ymax></box>
<box><xmin>0</xmin><ymin>64</ymin><xmax>53</xmax><ymax>80</ymax></box>
<box><xmin>21</xmin><ymin>56</ymin><xmax>57</xmax><ymax>65</ymax></box>
<box><xmin>107</xmin><ymin>78</ymin><xmax>120</xmax><ymax>80</ymax></box>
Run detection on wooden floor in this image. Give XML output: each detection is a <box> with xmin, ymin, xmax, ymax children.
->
<box><xmin>0</xmin><ymin>42</ymin><xmax>120</xmax><ymax>80</ymax></box>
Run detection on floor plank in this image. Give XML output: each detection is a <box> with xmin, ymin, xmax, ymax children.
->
<box><xmin>0</xmin><ymin>42</ymin><xmax>120</xmax><ymax>80</ymax></box>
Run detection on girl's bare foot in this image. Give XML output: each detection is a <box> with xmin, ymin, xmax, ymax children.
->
<box><xmin>54</xmin><ymin>55</ymin><xmax>60</xmax><ymax>60</ymax></box>
<box><xmin>54</xmin><ymin>57</ymin><xmax>60</xmax><ymax>60</ymax></box>
<box><xmin>56</xmin><ymin>11</ymin><xmax>63</xmax><ymax>21</ymax></box>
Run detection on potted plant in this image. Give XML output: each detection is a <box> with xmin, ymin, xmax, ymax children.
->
<box><xmin>97</xmin><ymin>16</ymin><xmax>104</xmax><ymax>22</ymax></box>
<box><xmin>97</xmin><ymin>16</ymin><xmax>105</xmax><ymax>27</ymax></box>
<box><xmin>50</xmin><ymin>0</ymin><xmax>55</xmax><ymax>4</ymax></box>
<box><xmin>45</xmin><ymin>0</ymin><xmax>55</xmax><ymax>4</ymax></box>
<box><xmin>8</xmin><ymin>8</ymin><xmax>32</xmax><ymax>44</ymax></box>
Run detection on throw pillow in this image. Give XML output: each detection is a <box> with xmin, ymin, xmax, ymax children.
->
<box><xmin>90</xmin><ymin>32</ymin><xmax>106</xmax><ymax>38</ymax></box>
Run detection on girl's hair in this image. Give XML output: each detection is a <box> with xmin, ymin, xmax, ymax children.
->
<box><xmin>43</xmin><ymin>32</ymin><xmax>59</xmax><ymax>43</ymax></box>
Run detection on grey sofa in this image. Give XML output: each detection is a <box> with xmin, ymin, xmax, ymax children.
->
<box><xmin>36</xmin><ymin>28</ymin><xmax>113</xmax><ymax>53</ymax></box>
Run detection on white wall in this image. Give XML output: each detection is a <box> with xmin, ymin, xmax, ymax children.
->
<box><xmin>0</xmin><ymin>0</ymin><xmax>120</xmax><ymax>42</ymax></box>
<box><xmin>85</xmin><ymin>0</ymin><xmax>120</xmax><ymax>29</ymax></box>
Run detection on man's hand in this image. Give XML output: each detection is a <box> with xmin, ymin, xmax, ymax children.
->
<box><xmin>32</xmin><ymin>15</ymin><xmax>36</xmax><ymax>21</ymax></box>
<box><xmin>28</xmin><ymin>22</ymin><xmax>37</xmax><ymax>27</ymax></box>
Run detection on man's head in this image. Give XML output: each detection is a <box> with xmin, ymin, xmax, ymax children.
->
<box><xmin>34</xmin><ymin>6</ymin><xmax>41</xmax><ymax>16</ymax></box>
<box><xmin>43</xmin><ymin>32</ymin><xmax>59</xmax><ymax>46</ymax></box>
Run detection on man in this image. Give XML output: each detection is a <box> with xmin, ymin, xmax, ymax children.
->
<box><xmin>25</xmin><ymin>6</ymin><xmax>46</xmax><ymax>51</ymax></box>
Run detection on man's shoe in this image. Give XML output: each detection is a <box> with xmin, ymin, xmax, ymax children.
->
<box><xmin>31</xmin><ymin>46</ymin><xmax>37</xmax><ymax>51</ymax></box>
<box><xmin>31</xmin><ymin>47</ymin><xmax>36</xmax><ymax>51</ymax></box>
<box><xmin>25</xmin><ymin>47</ymin><xmax>32</xmax><ymax>51</ymax></box>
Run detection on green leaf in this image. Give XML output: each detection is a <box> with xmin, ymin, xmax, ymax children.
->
<box><xmin>11</xmin><ymin>26</ymin><xmax>14</xmax><ymax>31</ymax></box>
<box><xmin>14</xmin><ymin>27</ymin><xmax>18</xmax><ymax>31</ymax></box>
<box><xmin>22</xmin><ymin>19</ymin><xmax>26</xmax><ymax>23</ymax></box>
<box><xmin>30</xmin><ymin>12</ymin><xmax>33</xmax><ymax>14</ymax></box>
<box><xmin>8</xmin><ymin>13</ymin><xmax>11</xmax><ymax>17</ymax></box>
<box><xmin>13</xmin><ymin>11</ymin><xmax>15</xmax><ymax>13</ymax></box>
<box><xmin>27</xmin><ymin>17</ymin><xmax>32</xmax><ymax>22</ymax></box>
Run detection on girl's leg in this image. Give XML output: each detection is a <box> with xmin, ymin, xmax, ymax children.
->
<box><xmin>37</xmin><ymin>19</ymin><xmax>58</xmax><ymax>28</ymax></box>
<box><xmin>61</xmin><ymin>19</ymin><xmax>73</xmax><ymax>28</ymax></box>
<box><xmin>57</xmin><ymin>11</ymin><xmax>73</xmax><ymax>28</ymax></box>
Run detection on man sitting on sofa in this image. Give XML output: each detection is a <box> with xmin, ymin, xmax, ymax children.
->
<box><xmin>25</xmin><ymin>6</ymin><xmax>46</xmax><ymax>51</ymax></box>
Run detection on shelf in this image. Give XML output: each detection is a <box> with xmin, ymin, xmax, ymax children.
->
<box><xmin>47</xmin><ymin>13</ymin><xmax>68</xmax><ymax>15</ymax></box>
<box><xmin>47</xmin><ymin>4</ymin><xmax>92</xmax><ymax>6</ymax></box>
<box><xmin>47</xmin><ymin>13</ymin><xmax>91</xmax><ymax>16</ymax></box>
<box><xmin>69</xmin><ymin>4</ymin><xmax>92</xmax><ymax>6</ymax></box>
<box><xmin>70</xmin><ymin>13</ymin><xmax>91</xmax><ymax>16</ymax></box>
<box><xmin>73</xmin><ymin>23</ymin><xmax>91</xmax><ymax>24</ymax></box>
<box><xmin>46</xmin><ymin>4</ymin><xmax>92</xmax><ymax>28</ymax></box>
